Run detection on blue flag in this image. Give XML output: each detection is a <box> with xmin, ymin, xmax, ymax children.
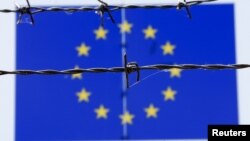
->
<box><xmin>16</xmin><ymin>4</ymin><xmax>238</xmax><ymax>140</ymax></box>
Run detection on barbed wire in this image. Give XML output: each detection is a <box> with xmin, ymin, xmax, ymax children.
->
<box><xmin>1</xmin><ymin>64</ymin><xmax>249</xmax><ymax>76</ymax></box>
<box><xmin>1</xmin><ymin>63</ymin><xmax>249</xmax><ymax>87</ymax></box>
<box><xmin>0</xmin><ymin>0</ymin><xmax>218</xmax><ymax>25</ymax></box>
<box><xmin>0</xmin><ymin>49</ymin><xmax>248</xmax><ymax>88</ymax></box>
<box><xmin>1</xmin><ymin>55</ymin><xmax>249</xmax><ymax>88</ymax></box>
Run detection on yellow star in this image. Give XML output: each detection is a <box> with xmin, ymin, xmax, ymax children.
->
<box><xmin>144</xmin><ymin>104</ymin><xmax>159</xmax><ymax>118</ymax></box>
<box><xmin>161</xmin><ymin>42</ymin><xmax>175</xmax><ymax>55</ymax></box>
<box><xmin>76</xmin><ymin>88</ymin><xmax>91</xmax><ymax>103</ymax></box>
<box><xmin>95</xmin><ymin>105</ymin><xmax>109</xmax><ymax>119</ymax></box>
<box><xmin>162</xmin><ymin>87</ymin><xmax>177</xmax><ymax>101</ymax></box>
<box><xmin>118</xmin><ymin>20</ymin><xmax>133</xmax><ymax>33</ymax></box>
<box><xmin>94</xmin><ymin>26</ymin><xmax>108</xmax><ymax>40</ymax></box>
<box><xmin>143</xmin><ymin>25</ymin><xmax>157</xmax><ymax>39</ymax></box>
<box><xmin>169</xmin><ymin>68</ymin><xmax>182</xmax><ymax>78</ymax></box>
<box><xmin>76</xmin><ymin>43</ymin><xmax>90</xmax><ymax>56</ymax></box>
<box><xmin>72</xmin><ymin>65</ymin><xmax>82</xmax><ymax>80</ymax></box>
<box><xmin>119</xmin><ymin>111</ymin><xmax>134</xmax><ymax>125</ymax></box>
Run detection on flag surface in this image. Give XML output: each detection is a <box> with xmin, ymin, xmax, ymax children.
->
<box><xmin>16</xmin><ymin>4</ymin><xmax>238</xmax><ymax>140</ymax></box>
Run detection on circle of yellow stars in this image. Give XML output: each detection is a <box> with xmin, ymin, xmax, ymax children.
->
<box><xmin>72</xmin><ymin>20</ymin><xmax>182</xmax><ymax>125</ymax></box>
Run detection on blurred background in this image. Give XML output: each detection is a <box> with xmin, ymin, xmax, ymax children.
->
<box><xmin>1</xmin><ymin>0</ymin><xmax>250</xmax><ymax>141</ymax></box>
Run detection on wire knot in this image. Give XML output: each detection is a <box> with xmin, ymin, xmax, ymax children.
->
<box><xmin>97</xmin><ymin>0</ymin><xmax>115</xmax><ymax>27</ymax></box>
<box><xmin>177</xmin><ymin>0</ymin><xmax>192</xmax><ymax>19</ymax></box>
<box><xmin>124</xmin><ymin>53</ymin><xmax>140</xmax><ymax>88</ymax></box>
<box><xmin>16</xmin><ymin>0</ymin><xmax>35</xmax><ymax>25</ymax></box>
<box><xmin>18</xmin><ymin>7</ymin><xmax>31</xmax><ymax>14</ymax></box>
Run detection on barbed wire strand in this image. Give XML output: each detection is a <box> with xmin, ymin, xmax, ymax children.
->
<box><xmin>0</xmin><ymin>55</ymin><xmax>249</xmax><ymax>88</ymax></box>
<box><xmin>0</xmin><ymin>0</ymin><xmax>218</xmax><ymax>25</ymax></box>
<box><xmin>1</xmin><ymin>64</ymin><xmax>249</xmax><ymax>76</ymax></box>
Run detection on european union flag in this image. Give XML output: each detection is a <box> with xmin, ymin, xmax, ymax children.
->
<box><xmin>16</xmin><ymin>4</ymin><xmax>237</xmax><ymax>140</ymax></box>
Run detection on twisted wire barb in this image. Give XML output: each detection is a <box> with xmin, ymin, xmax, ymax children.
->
<box><xmin>1</xmin><ymin>64</ymin><xmax>249</xmax><ymax>76</ymax></box>
<box><xmin>0</xmin><ymin>0</ymin><xmax>218</xmax><ymax>25</ymax></box>
<box><xmin>0</xmin><ymin>0</ymin><xmax>217</xmax><ymax>13</ymax></box>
